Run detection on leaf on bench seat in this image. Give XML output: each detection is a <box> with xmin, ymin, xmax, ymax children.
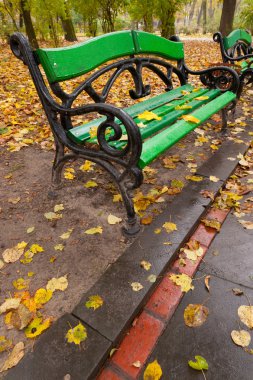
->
<box><xmin>195</xmin><ymin>96</ymin><xmax>209</xmax><ymax>101</ymax></box>
<box><xmin>181</xmin><ymin>115</ymin><xmax>200</xmax><ymax>124</ymax></box>
<box><xmin>175</xmin><ymin>105</ymin><xmax>192</xmax><ymax>110</ymax></box>
<box><xmin>138</xmin><ymin>110</ymin><xmax>161</xmax><ymax>121</ymax></box>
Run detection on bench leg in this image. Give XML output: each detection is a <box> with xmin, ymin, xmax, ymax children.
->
<box><xmin>119</xmin><ymin>182</ymin><xmax>140</xmax><ymax>237</ymax></box>
<box><xmin>52</xmin><ymin>139</ymin><xmax>65</xmax><ymax>188</ymax></box>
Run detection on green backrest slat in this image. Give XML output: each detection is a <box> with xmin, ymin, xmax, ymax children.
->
<box><xmin>36</xmin><ymin>31</ymin><xmax>135</xmax><ymax>83</ymax></box>
<box><xmin>132</xmin><ymin>30</ymin><xmax>184</xmax><ymax>60</ymax></box>
<box><xmin>113</xmin><ymin>89</ymin><xmax>219</xmax><ymax>149</ymax></box>
<box><xmin>139</xmin><ymin>91</ymin><xmax>236</xmax><ymax>168</ymax></box>
<box><xmin>223</xmin><ymin>29</ymin><xmax>252</xmax><ymax>50</ymax></box>
<box><xmin>36</xmin><ymin>30</ymin><xmax>185</xmax><ymax>83</ymax></box>
<box><xmin>67</xmin><ymin>84</ymin><xmax>193</xmax><ymax>143</ymax></box>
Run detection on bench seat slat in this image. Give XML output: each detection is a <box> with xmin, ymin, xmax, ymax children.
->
<box><xmin>67</xmin><ymin>84</ymin><xmax>193</xmax><ymax>143</ymax></box>
<box><xmin>112</xmin><ymin>88</ymin><xmax>219</xmax><ymax>149</ymax></box>
<box><xmin>139</xmin><ymin>91</ymin><xmax>236</xmax><ymax>168</ymax></box>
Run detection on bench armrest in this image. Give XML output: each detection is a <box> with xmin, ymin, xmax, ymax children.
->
<box><xmin>184</xmin><ymin>64</ymin><xmax>240</xmax><ymax>95</ymax></box>
<box><xmin>213</xmin><ymin>32</ymin><xmax>253</xmax><ymax>63</ymax></box>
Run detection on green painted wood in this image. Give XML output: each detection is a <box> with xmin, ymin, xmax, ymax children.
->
<box><xmin>67</xmin><ymin>84</ymin><xmax>193</xmax><ymax>143</ymax></box>
<box><xmin>36</xmin><ymin>31</ymin><xmax>135</xmax><ymax>83</ymax></box>
<box><xmin>139</xmin><ymin>91</ymin><xmax>236</xmax><ymax>168</ymax></box>
<box><xmin>113</xmin><ymin>89</ymin><xmax>220</xmax><ymax>149</ymax></box>
<box><xmin>132</xmin><ymin>31</ymin><xmax>184</xmax><ymax>60</ymax></box>
<box><xmin>223</xmin><ymin>29</ymin><xmax>252</xmax><ymax>50</ymax></box>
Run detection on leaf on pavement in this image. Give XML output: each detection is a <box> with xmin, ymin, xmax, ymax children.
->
<box><xmin>66</xmin><ymin>322</ymin><xmax>87</xmax><ymax>345</ymax></box>
<box><xmin>84</xmin><ymin>226</ymin><xmax>103</xmax><ymax>235</ymax></box>
<box><xmin>0</xmin><ymin>342</ymin><xmax>24</xmax><ymax>373</ymax></box>
<box><xmin>107</xmin><ymin>214</ymin><xmax>122</xmax><ymax>225</ymax></box>
<box><xmin>44</xmin><ymin>212</ymin><xmax>62</xmax><ymax>221</ymax></box>
<box><xmin>238</xmin><ymin>305</ymin><xmax>253</xmax><ymax>329</ymax></box>
<box><xmin>231</xmin><ymin>330</ymin><xmax>251</xmax><ymax>347</ymax></box>
<box><xmin>140</xmin><ymin>260</ymin><xmax>152</xmax><ymax>271</ymax></box>
<box><xmin>201</xmin><ymin>218</ymin><xmax>221</xmax><ymax>231</ymax></box>
<box><xmin>54</xmin><ymin>203</ymin><xmax>64</xmax><ymax>212</ymax></box>
<box><xmin>0</xmin><ymin>298</ymin><xmax>21</xmax><ymax>314</ymax></box>
<box><xmin>85</xmin><ymin>295</ymin><xmax>104</xmax><ymax>310</ymax></box>
<box><xmin>184</xmin><ymin>304</ymin><xmax>209</xmax><ymax>327</ymax></box>
<box><xmin>25</xmin><ymin>316</ymin><xmax>51</xmax><ymax>338</ymax></box>
<box><xmin>169</xmin><ymin>273</ymin><xmax>194</xmax><ymax>292</ymax></box>
<box><xmin>188</xmin><ymin>355</ymin><xmax>208</xmax><ymax>371</ymax></box>
<box><xmin>34</xmin><ymin>288</ymin><xmax>53</xmax><ymax>306</ymax></box>
<box><xmin>131</xmin><ymin>282</ymin><xmax>144</xmax><ymax>292</ymax></box>
<box><xmin>46</xmin><ymin>275</ymin><xmax>68</xmax><ymax>292</ymax></box>
<box><xmin>0</xmin><ymin>336</ymin><xmax>12</xmax><ymax>353</ymax></box>
<box><xmin>2</xmin><ymin>241</ymin><xmax>27</xmax><ymax>263</ymax></box>
<box><xmin>143</xmin><ymin>359</ymin><xmax>162</xmax><ymax>380</ymax></box>
<box><xmin>162</xmin><ymin>222</ymin><xmax>177</xmax><ymax>233</ymax></box>
<box><xmin>204</xmin><ymin>275</ymin><xmax>211</xmax><ymax>292</ymax></box>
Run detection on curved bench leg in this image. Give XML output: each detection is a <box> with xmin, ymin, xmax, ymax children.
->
<box><xmin>52</xmin><ymin>138</ymin><xmax>65</xmax><ymax>188</ymax></box>
<box><xmin>118</xmin><ymin>182</ymin><xmax>140</xmax><ymax>237</ymax></box>
<box><xmin>221</xmin><ymin>108</ymin><xmax>228</xmax><ymax>135</ymax></box>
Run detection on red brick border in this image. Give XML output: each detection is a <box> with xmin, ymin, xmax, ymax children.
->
<box><xmin>96</xmin><ymin>207</ymin><xmax>229</xmax><ymax>379</ymax></box>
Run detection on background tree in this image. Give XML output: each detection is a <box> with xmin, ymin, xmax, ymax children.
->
<box><xmin>219</xmin><ymin>0</ymin><xmax>236</xmax><ymax>35</ymax></box>
<box><xmin>155</xmin><ymin>0</ymin><xmax>188</xmax><ymax>38</ymax></box>
<box><xmin>128</xmin><ymin>0</ymin><xmax>155</xmax><ymax>32</ymax></box>
<box><xmin>239</xmin><ymin>0</ymin><xmax>253</xmax><ymax>33</ymax></box>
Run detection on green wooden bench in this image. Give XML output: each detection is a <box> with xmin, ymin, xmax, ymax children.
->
<box><xmin>10</xmin><ymin>31</ymin><xmax>239</xmax><ymax>235</ymax></box>
<box><xmin>214</xmin><ymin>29</ymin><xmax>253</xmax><ymax>95</ymax></box>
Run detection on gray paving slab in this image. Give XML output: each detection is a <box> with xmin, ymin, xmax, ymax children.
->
<box><xmin>199</xmin><ymin>213</ymin><xmax>253</xmax><ymax>288</ymax></box>
<box><xmin>142</xmin><ymin>272</ymin><xmax>253</xmax><ymax>380</ymax></box>
<box><xmin>5</xmin><ymin>314</ymin><xmax>111</xmax><ymax>380</ymax></box>
<box><xmin>196</xmin><ymin>139</ymin><xmax>249</xmax><ymax>180</ymax></box>
<box><xmin>73</xmin><ymin>179</ymin><xmax>222</xmax><ymax>343</ymax></box>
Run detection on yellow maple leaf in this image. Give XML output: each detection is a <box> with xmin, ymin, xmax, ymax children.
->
<box><xmin>66</xmin><ymin>322</ymin><xmax>87</xmax><ymax>345</ymax></box>
<box><xmin>185</xmin><ymin>175</ymin><xmax>203</xmax><ymax>182</ymax></box>
<box><xmin>181</xmin><ymin>115</ymin><xmax>200</xmax><ymax>123</ymax></box>
<box><xmin>25</xmin><ymin>317</ymin><xmax>51</xmax><ymax>338</ymax></box>
<box><xmin>64</xmin><ymin>171</ymin><xmax>75</xmax><ymax>180</ymax></box>
<box><xmin>138</xmin><ymin>110</ymin><xmax>161</xmax><ymax>121</ymax></box>
<box><xmin>30</xmin><ymin>244</ymin><xmax>44</xmax><ymax>254</ymax></box>
<box><xmin>54</xmin><ymin>204</ymin><xmax>64</xmax><ymax>212</ymax></box>
<box><xmin>84</xmin><ymin>180</ymin><xmax>98</xmax><ymax>188</ymax></box>
<box><xmin>113</xmin><ymin>194</ymin><xmax>122</xmax><ymax>202</ymax></box>
<box><xmin>201</xmin><ymin>218</ymin><xmax>221</xmax><ymax>231</ymax></box>
<box><xmin>195</xmin><ymin>96</ymin><xmax>209</xmax><ymax>101</ymax></box>
<box><xmin>143</xmin><ymin>359</ymin><xmax>163</xmax><ymax>380</ymax></box>
<box><xmin>34</xmin><ymin>288</ymin><xmax>53</xmax><ymax>306</ymax></box>
<box><xmin>60</xmin><ymin>229</ymin><xmax>73</xmax><ymax>239</ymax></box>
<box><xmin>80</xmin><ymin>160</ymin><xmax>94</xmax><ymax>172</ymax></box>
<box><xmin>84</xmin><ymin>226</ymin><xmax>103</xmax><ymax>235</ymax></box>
<box><xmin>163</xmin><ymin>222</ymin><xmax>177</xmax><ymax>233</ymax></box>
<box><xmin>54</xmin><ymin>244</ymin><xmax>65</xmax><ymax>251</ymax></box>
<box><xmin>12</xmin><ymin>278</ymin><xmax>29</xmax><ymax>290</ymax></box>
<box><xmin>169</xmin><ymin>273</ymin><xmax>194</xmax><ymax>292</ymax></box>
<box><xmin>46</xmin><ymin>275</ymin><xmax>68</xmax><ymax>292</ymax></box>
<box><xmin>85</xmin><ymin>295</ymin><xmax>104</xmax><ymax>310</ymax></box>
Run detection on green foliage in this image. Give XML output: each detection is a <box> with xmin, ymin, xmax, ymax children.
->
<box><xmin>239</xmin><ymin>0</ymin><xmax>253</xmax><ymax>33</ymax></box>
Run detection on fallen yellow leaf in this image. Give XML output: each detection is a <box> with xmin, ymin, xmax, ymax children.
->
<box><xmin>169</xmin><ymin>273</ymin><xmax>194</xmax><ymax>292</ymax></box>
<box><xmin>138</xmin><ymin>110</ymin><xmax>161</xmax><ymax>121</ymax></box>
<box><xmin>34</xmin><ymin>288</ymin><xmax>53</xmax><ymax>306</ymax></box>
<box><xmin>66</xmin><ymin>322</ymin><xmax>87</xmax><ymax>345</ymax></box>
<box><xmin>181</xmin><ymin>115</ymin><xmax>200</xmax><ymax>123</ymax></box>
<box><xmin>231</xmin><ymin>330</ymin><xmax>251</xmax><ymax>347</ymax></box>
<box><xmin>84</xmin><ymin>226</ymin><xmax>103</xmax><ymax>235</ymax></box>
<box><xmin>85</xmin><ymin>295</ymin><xmax>104</xmax><ymax>310</ymax></box>
<box><xmin>238</xmin><ymin>306</ymin><xmax>253</xmax><ymax>329</ymax></box>
<box><xmin>46</xmin><ymin>275</ymin><xmax>68</xmax><ymax>292</ymax></box>
<box><xmin>25</xmin><ymin>317</ymin><xmax>51</xmax><ymax>338</ymax></box>
<box><xmin>162</xmin><ymin>222</ymin><xmax>177</xmax><ymax>233</ymax></box>
<box><xmin>143</xmin><ymin>359</ymin><xmax>162</xmax><ymax>380</ymax></box>
<box><xmin>107</xmin><ymin>214</ymin><xmax>122</xmax><ymax>225</ymax></box>
<box><xmin>184</xmin><ymin>304</ymin><xmax>209</xmax><ymax>327</ymax></box>
<box><xmin>0</xmin><ymin>342</ymin><xmax>24</xmax><ymax>373</ymax></box>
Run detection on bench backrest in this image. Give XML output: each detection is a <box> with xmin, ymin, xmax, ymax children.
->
<box><xmin>223</xmin><ymin>29</ymin><xmax>252</xmax><ymax>51</ymax></box>
<box><xmin>35</xmin><ymin>30</ymin><xmax>185</xmax><ymax>83</ymax></box>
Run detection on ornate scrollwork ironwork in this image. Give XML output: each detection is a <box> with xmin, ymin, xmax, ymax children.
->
<box><xmin>213</xmin><ymin>31</ymin><xmax>253</xmax><ymax>62</ymax></box>
<box><xmin>185</xmin><ymin>65</ymin><xmax>240</xmax><ymax>94</ymax></box>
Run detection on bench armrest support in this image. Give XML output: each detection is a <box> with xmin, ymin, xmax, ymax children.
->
<box><xmin>184</xmin><ymin>64</ymin><xmax>240</xmax><ymax>95</ymax></box>
<box><xmin>213</xmin><ymin>31</ymin><xmax>253</xmax><ymax>62</ymax></box>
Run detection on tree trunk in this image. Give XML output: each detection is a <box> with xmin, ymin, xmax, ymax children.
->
<box><xmin>188</xmin><ymin>0</ymin><xmax>197</xmax><ymax>24</ymax></box>
<box><xmin>20</xmin><ymin>0</ymin><xmax>38</xmax><ymax>48</ymax></box>
<box><xmin>197</xmin><ymin>1</ymin><xmax>203</xmax><ymax>27</ymax></box>
<box><xmin>219</xmin><ymin>0</ymin><xmax>236</xmax><ymax>35</ymax></box>
<box><xmin>202</xmin><ymin>0</ymin><xmax>207</xmax><ymax>34</ymax></box>
<box><xmin>61</xmin><ymin>3</ymin><xmax>77</xmax><ymax>42</ymax></box>
<box><xmin>61</xmin><ymin>17</ymin><xmax>77</xmax><ymax>41</ymax></box>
